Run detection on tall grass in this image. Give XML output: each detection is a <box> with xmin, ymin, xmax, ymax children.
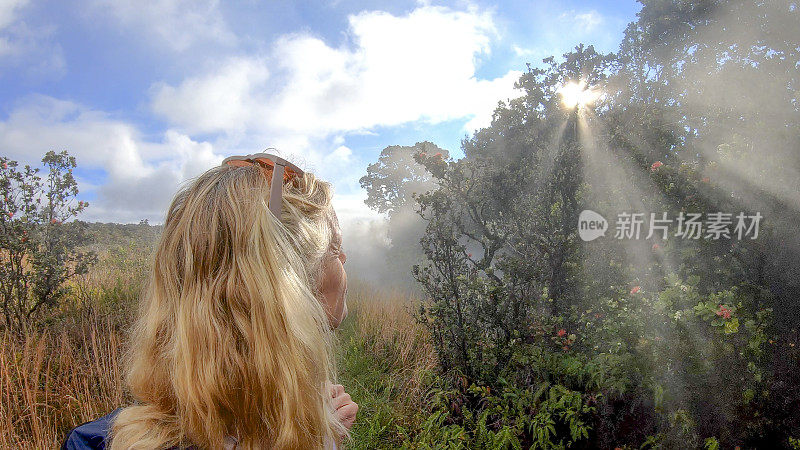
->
<box><xmin>1</xmin><ymin>311</ymin><xmax>129</xmax><ymax>448</ymax></box>
<box><xmin>2</xmin><ymin>243</ymin><xmax>149</xmax><ymax>449</ymax></box>
<box><xmin>337</xmin><ymin>278</ymin><xmax>437</xmax><ymax>449</ymax></box>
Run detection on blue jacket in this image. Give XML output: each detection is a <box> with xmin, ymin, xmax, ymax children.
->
<box><xmin>61</xmin><ymin>408</ymin><xmax>122</xmax><ymax>450</ymax></box>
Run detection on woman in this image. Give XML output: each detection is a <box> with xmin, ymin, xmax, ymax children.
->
<box><xmin>62</xmin><ymin>153</ymin><xmax>358</xmax><ymax>449</ymax></box>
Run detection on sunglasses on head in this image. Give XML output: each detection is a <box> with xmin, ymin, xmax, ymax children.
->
<box><xmin>221</xmin><ymin>151</ymin><xmax>304</xmax><ymax>218</ymax></box>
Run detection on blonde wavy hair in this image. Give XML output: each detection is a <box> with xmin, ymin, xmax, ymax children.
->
<box><xmin>109</xmin><ymin>163</ymin><xmax>347</xmax><ymax>449</ymax></box>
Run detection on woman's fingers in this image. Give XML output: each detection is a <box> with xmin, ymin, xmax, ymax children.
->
<box><xmin>332</xmin><ymin>392</ymin><xmax>351</xmax><ymax>410</ymax></box>
<box><xmin>330</xmin><ymin>383</ymin><xmax>345</xmax><ymax>398</ymax></box>
<box><xmin>336</xmin><ymin>401</ymin><xmax>358</xmax><ymax>429</ymax></box>
<box><xmin>329</xmin><ymin>384</ymin><xmax>358</xmax><ymax>430</ymax></box>
<box><xmin>338</xmin><ymin>402</ymin><xmax>358</xmax><ymax>420</ymax></box>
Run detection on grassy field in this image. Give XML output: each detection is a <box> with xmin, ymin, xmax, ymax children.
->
<box><xmin>336</xmin><ymin>279</ymin><xmax>437</xmax><ymax>449</ymax></box>
<box><xmin>0</xmin><ymin>242</ymin><xmax>434</xmax><ymax>449</ymax></box>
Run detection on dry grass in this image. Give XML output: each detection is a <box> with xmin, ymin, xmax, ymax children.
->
<box><xmin>0</xmin><ymin>240</ymin><xmax>149</xmax><ymax>448</ymax></box>
<box><xmin>0</xmin><ymin>311</ymin><xmax>129</xmax><ymax>449</ymax></box>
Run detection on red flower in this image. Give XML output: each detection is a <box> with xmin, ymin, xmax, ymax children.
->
<box><xmin>650</xmin><ymin>161</ymin><xmax>663</xmax><ymax>171</ymax></box>
<box><xmin>434</xmin><ymin>152</ymin><xmax>443</xmax><ymax>158</ymax></box>
<box><xmin>51</xmin><ymin>219</ymin><xmax>57</xmax><ymax>224</ymax></box>
<box><xmin>701</xmin><ymin>177</ymin><xmax>710</xmax><ymax>183</ymax></box>
<box><xmin>557</xmin><ymin>328</ymin><xmax>566</xmax><ymax>337</ymax></box>
<box><xmin>630</xmin><ymin>286</ymin><xmax>641</xmax><ymax>294</ymax></box>
<box><xmin>7</xmin><ymin>212</ymin><xmax>12</xmax><ymax>218</ymax></box>
<box><xmin>2</xmin><ymin>162</ymin><xmax>6</xmax><ymax>169</ymax></box>
<box><xmin>467</xmin><ymin>253</ymin><xmax>472</xmax><ymax>258</ymax></box>
<box><xmin>715</xmin><ymin>305</ymin><xmax>732</xmax><ymax>319</ymax></box>
<box><xmin>652</xmin><ymin>243</ymin><xmax>660</xmax><ymax>251</ymax></box>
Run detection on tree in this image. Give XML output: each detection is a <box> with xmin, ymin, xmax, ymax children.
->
<box><xmin>360</xmin><ymin>141</ymin><xmax>447</xmax><ymax>215</ymax></box>
<box><xmin>0</xmin><ymin>151</ymin><xmax>96</xmax><ymax>333</ymax></box>
<box><xmin>359</xmin><ymin>142</ymin><xmax>448</xmax><ymax>291</ymax></box>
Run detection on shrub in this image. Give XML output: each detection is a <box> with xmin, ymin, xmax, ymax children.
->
<box><xmin>0</xmin><ymin>151</ymin><xmax>96</xmax><ymax>333</ymax></box>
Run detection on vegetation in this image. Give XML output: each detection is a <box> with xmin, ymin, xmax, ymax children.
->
<box><xmin>0</xmin><ymin>151</ymin><xmax>96</xmax><ymax>334</ymax></box>
<box><xmin>0</xmin><ymin>236</ymin><xmax>431</xmax><ymax>448</ymax></box>
<box><xmin>383</xmin><ymin>0</ymin><xmax>800</xmax><ymax>448</ymax></box>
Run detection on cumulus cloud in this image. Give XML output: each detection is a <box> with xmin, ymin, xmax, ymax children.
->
<box><xmin>150</xmin><ymin>57</ymin><xmax>270</xmax><ymax>135</ymax></box>
<box><xmin>323</xmin><ymin>145</ymin><xmax>353</xmax><ymax>167</ymax></box>
<box><xmin>90</xmin><ymin>0</ymin><xmax>236</xmax><ymax>51</ymax></box>
<box><xmin>0</xmin><ymin>95</ymin><xmax>221</xmax><ymax>223</ymax></box>
<box><xmin>151</xmin><ymin>5</ymin><xmax>523</xmax><ymax>137</ymax></box>
<box><xmin>143</xmin><ymin>3</ymin><xmax>525</xmax><ymax>246</ymax></box>
<box><xmin>0</xmin><ymin>94</ymin><xmax>384</xmax><ymax>230</ymax></box>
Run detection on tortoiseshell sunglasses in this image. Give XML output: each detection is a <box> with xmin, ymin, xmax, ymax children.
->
<box><xmin>221</xmin><ymin>151</ymin><xmax>304</xmax><ymax>218</ymax></box>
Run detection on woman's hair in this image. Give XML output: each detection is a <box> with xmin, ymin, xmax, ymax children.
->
<box><xmin>109</xmin><ymin>163</ymin><xmax>346</xmax><ymax>449</ymax></box>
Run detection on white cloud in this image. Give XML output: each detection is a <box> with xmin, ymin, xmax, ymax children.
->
<box><xmin>150</xmin><ymin>57</ymin><xmax>270</xmax><ymax>134</ymax></box>
<box><xmin>0</xmin><ymin>0</ymin><xmax>64</xmax><ymax>76</ymax></box>
<box><xmin>90</xmin><ymin>0</ymin><xmax>235</xmax><ymax>51</ymax></box>
<box><xmin>0</xmin><ymin>95</ymin><xmax>221</xmax><ymax>223</ymax></box>
<box><xmin>0</xmin><ymin>0</ymin><xmax>28</xmax><ymax>30</ymax></box>
<box><xmin>558</xmin><ymin>10</ymin><xmax>603</xmax><ymax>33</ymax></box>
<box><xmin>573</xmin><ymin>11</ymin><xmax>603</xmax><ymax>32</ymax></box>
<box><xmin>0</xmin><ymin>94</ymin><xmax>383</xmax><ymax>230</ymax></box>
<box><xmin>324</xmin><ymin>145</ymin><xmax>353</xmax><ymax>166</ymax></box>
<box><xmin>512</xmin><ymin>44</ymin><xmax>533</xmax><ymax>57</ymax></box>
<box><xmin>145</xmin><ymin>4</ymin><xmax>524</xmax><ymax>231</ymax></box>
<box><xmin>151</xmin><ymin>5</ymin><xmax>523</xmax><ymax>137</ymax></box>
<box><xmin>1</xmin><ymin>3</ymin><xmax>533</xmax><ymax>230</ymax></box>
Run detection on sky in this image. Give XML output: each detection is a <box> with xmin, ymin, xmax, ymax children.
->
<box><xmin>0</xmin><ymin>0</ymin><xmax>641</xmax><ymax>233</ymax></box>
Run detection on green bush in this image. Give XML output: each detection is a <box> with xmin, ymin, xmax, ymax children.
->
<box><xmin>0</xmin><ymin>151</ymin><xmax>96</xmax><ymax>333</ymax></box>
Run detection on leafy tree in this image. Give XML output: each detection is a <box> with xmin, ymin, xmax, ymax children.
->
<box><xmin>0</xmin><ymin>151</ymin><xmax>96</xmax><ymax>333</ymax></box>
<box><xmin>360</xmin><ymin>141</ymin><xmax>447</xmax><ymax>215</ymax></box>
<box><xmin>359</xmin><ymin>142</ymin><xmax>449</xmax><ymax>291</ymax></box>
<box><xmin>410</xmin><ymin>43</ymin><xmax>615</xmax><ymax>382</ymax></box>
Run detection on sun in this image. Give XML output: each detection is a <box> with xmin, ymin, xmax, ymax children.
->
<box><xmin>557</xmin><ymin>80</ymin><xmax>601</xmax><ymax>109</ymax></box>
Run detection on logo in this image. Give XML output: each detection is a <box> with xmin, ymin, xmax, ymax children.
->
<box><xmin>578</xmin><ymin>210</ymin><xmax>608</xmax><ymax>242</ymax></box>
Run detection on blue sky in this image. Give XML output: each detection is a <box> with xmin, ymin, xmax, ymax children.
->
<box><xmin>0</xmin><ymin>0</ymin><xmax>640</xmax><ymax>229</ymax></box>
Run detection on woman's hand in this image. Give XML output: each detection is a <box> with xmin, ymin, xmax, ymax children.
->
<box><xmin>330</xmin><ymin>384</ymin><xmax>358</xmax><ymax>431</ymax></box>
